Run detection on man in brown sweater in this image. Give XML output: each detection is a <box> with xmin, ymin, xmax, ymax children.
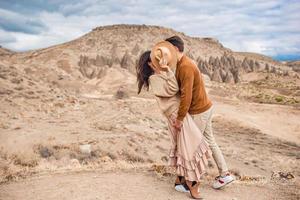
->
<box><xmin>165</xmin><ymin>36</ymin><xmax>234</xmax><ymax>189</ymax></box>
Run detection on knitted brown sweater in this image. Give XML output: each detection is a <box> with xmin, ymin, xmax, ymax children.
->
<box><xmin>175</xmin><ymin>55</ymin><xmax>212</xmax><ymax>121</ymax></box>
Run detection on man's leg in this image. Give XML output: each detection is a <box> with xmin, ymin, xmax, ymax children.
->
<box><xmin>191</xmin><ymin>107</ymin><xmax>228</xmax><ymax>174</ymax></box>
<box><xmin>192</xmin><ymin>107</ymin><xmax>234</xmax><ymax>189</ymax></box>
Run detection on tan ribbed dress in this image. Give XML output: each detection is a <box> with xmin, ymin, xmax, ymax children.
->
<box><xmin>149</xmin><ymin>69</ymin><xmax>211</xmax><ymax>181</ymax></box>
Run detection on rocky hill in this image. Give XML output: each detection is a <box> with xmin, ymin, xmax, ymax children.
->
<box><xmin>286</xmin><ymin>60</ymin><xmax>300</xmax><ymax>72</ymax></box>
<box><xmin>2</xmin><ymin>24</ymin><xmax>298</xmax><ymax>89</ymax></box>
<box><xmin>0</xmin><ymin>46</ymin><xmax>14</xmax><ymax>57</ymax></box>
<box><xmin>0</xmin><ymin>24</ymin><xmax>299</xmax><ymax>108</ymax></box>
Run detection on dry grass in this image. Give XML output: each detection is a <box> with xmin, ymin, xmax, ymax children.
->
<box><xmin>210</xmin><ymin>74</ymin><xmax>300</xmax><ymax>106</ymax></box>
<box><xmin>0</xmin><ymin>152</ymin><xmax>35</xmax><ymax>184</ymax></box>
<box><xmin>122</xmin><ymin>151</ymin><xmax>146</xmax><ymax>163</ymax></box>
<box><xmin>114</xmin><ymin>87</ymin><xmax>129</xmax><ymax>99</ymax></box>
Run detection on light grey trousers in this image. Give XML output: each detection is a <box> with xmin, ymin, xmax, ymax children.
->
<box><xmin>191</xmin><ymin>106</ymin><xmax>229</xmax><ymax>175</ymax></box>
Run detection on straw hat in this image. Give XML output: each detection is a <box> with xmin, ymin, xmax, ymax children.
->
<box><xmin>150</xmin><ymin>41</ymin><xmax>178</xmax><ymax>70</ymax></box>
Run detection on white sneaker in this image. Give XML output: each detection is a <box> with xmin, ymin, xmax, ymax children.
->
<box><xmin>213</xmin><ymin>174</ymin><xmax>234</xmax><ymax>189</ymax></box>
<box><xmin>175</xmin><ymin>184</ymin><xmax>190</xmax><ymax>193</ymax></box>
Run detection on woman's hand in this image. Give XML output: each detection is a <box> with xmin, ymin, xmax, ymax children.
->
<box><xmin>159</xmin><ymin>57</ymin><xmax>170</xmax><ymax>72</ymax></box>
<box><xmin>173</xmin><ymin>119</ymin><xmax>183</xmax><ymax>132</ymax></box>
<box><xmin>170</xmin><ymin>114</ymin><xmax>182</xmax><ymax>133</ymax></box>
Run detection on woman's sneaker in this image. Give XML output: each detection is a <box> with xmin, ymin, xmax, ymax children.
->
<box><xmin>174</xmin><ymin>176</ymin><xmax>190</xmax><ymax>193</ymax></box>
<box><xmin>175</xmin><ymin>184</ymin><xmax>190</xmax><ymax>193</ymax></box>
<box><xmin>212</xmin><ymin>174</ymin><xmax>234</xmax><ymax>189</ymax></box>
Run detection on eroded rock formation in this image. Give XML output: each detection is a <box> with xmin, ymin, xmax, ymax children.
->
<box><xmin>78</xmin><ymin>55</ymin><xmax>108</xmax><ymax>79</ymax></box>
<box><xmin>197</xmin><ymin>54</ymin><xmax>278</xmax><ymax>83</ymax></box>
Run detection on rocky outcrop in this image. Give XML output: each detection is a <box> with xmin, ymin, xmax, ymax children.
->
<box><xmin>131</xmin><ymin>44</ymin><xmax>140</xmax><ymax>56</ymax></box>
<box><xmin>265</xmin><ymin>63</ymin><xmax>270</xmax><ymax>72</ymax></box>
<box><xmin>232</xmin><ymin>68</ymin><xmax>242</xmax><ymax>83</ymax></box>
<box><xmin>78</xmin><ymin>51</ymin><xmax>136</xmax><ymax>79</ymax></box>
<box><xmin>0</xmin><ymin>46</ymin><xmax>13</xmax><ymax>56</ymax></box>
<box><xmin>121</xmin><ymin>51</ymin><xmax>135</xmax><ymax>72</ymax></box>
<box><xmin>2</xmin><ymin>24</ymin><xmax>297</xmax><ymax>86</ymax></box>
<box><xmin>198</xmin><ymin>60</ymin><xmax>212</xmax><ymax>78</ymax></box>
<box><xmin>224</xmin><ymin>70</ymin><xmax>235</xmax><ymax>83</ymax></box>
<box><xmin>95</xmin><ymin>55</ymin><xmax>108</xmax><ymax>66</ymax></box>
<box><xmin>78</xmin><ymin>55</ymin><xmax>108</xmax><ymax>79</ymax></box>
<box><xmin>286</xmin><ymin>61</ymin><xmax>300</xmax><ymax>72</ymax></box>
<box><xmin>211</xmin><ymin>69</ymin><xmax>222</xmax><ymax>82</ymax></box>
<box><xmin>196</xmin><ymin>53</ymin><xmax>287</xmax><ymax>83</ymax></box>
<box><xmin>220</xmin><ymin>68</ymin><xmax>227</xmax><ymax>82</ymax></box>
<box><xmin>242</xmin><ymin>58</ymin><xmax>252</xmax><ymax>73</ymax></box>
<box><xmin>57</xmin><ymin>60</ymin><xmax>72</xmax><ymax>73</ymax></box>
<box><xmin>198</xmin><ymin>54</ymin><xmax>246</xmax><ymax>83</ymax></box>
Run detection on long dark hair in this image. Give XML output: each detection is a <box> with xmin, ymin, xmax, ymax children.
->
<box><xmin>136</xmin><ymin>51</ymin><xmax>154</xmax><ymax>94</ymax></box>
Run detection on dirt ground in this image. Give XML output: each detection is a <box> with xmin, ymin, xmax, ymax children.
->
<box><xmin>0</xmin><ymin>170</ymin><xmax>294</xmax><ymax>200</ymax></box>
<box><xmin>0</xmin><ymin>92</ymin><xmax>299</xmax><ymax>200</ymax></box>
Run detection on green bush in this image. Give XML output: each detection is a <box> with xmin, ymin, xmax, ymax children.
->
<box><xmin>275</xmin><ymin>96</ymin><xmax>284</xmax><ymax>102</ymax></box>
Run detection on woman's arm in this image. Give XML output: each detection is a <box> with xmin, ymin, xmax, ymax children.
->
<box><xmin>149</xmin><ymin>69</ymin><xmax>179</xmax><ymax>97</ymax></box>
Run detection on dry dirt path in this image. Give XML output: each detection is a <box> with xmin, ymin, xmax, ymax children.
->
<box><xmin>0</xmin><ymin>170</ymin><xmax>282</xmax><ymax>200</ymax></box>
<box><xmin>213</xmin><ymin>97</ymin><xmax>300</xmax><ymax>144</ymax></box>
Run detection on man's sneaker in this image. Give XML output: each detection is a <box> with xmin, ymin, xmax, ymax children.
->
<box><xmin>174</xmin><ymin>176</ymin><xmax>190</xmax><ymax>193</ymax></box>
<box><xmin>212</xmin><ymin>174</ymin><xmax>234</xmax><ymax>189</ymax></box>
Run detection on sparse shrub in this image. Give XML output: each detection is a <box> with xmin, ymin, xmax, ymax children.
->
<box><xmin>93</xmin><ymin>122</ymin><xmax>114</xmax><ymax>131</ymax></box>
<box><xmin>123</xmin><ymin>151</ymin><xmax>145</xmax><ymax>163</ymax></box>
<box><xmin>275</xmin><ymin>96</ymin><xmax>284</xmax><ymax>102</ymax></box>
<box><xmin>12</xmin><ymin>153</ymin><xmax>38</xmax><ymax>167</ymax></box>
<box><xmin>115</xmin><ymin>87</ymin><xmax>129</xmax><ymax>99</ymax></box>
<box><xmin>104</xmin><ymin>152</ymin><xmax>117</xmax><ymax>160</ymax></box>
<box><xmin>0</xmin><ymin>160</ymin><xmax>29</xmax><ymax>184</ymax></box>
<box><xmin>161</xmin><ymin>156</ymin><xmax>168</xmax><ymax>162</ymax></box>
<box><xmin>151</xmin><ymin>164</ymin><xmax>173</xmax><ymax>176</ymax></box>
<box><xmin>230</xmin><ymin>168</ymin><xmax>242</xmax><ymax>180</ymax></box>
<box><xmin>38</xmin><ymin>146</ymin><xmax>53</xmax><ymax>158</ymax></box>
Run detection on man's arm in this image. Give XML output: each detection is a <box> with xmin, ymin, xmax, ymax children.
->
<box><xmin>177</xmin><ymin>66</ymin><xmax>194</xmax><ymax>121</ymax></box>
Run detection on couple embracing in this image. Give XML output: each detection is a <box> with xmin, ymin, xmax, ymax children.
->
<box><xmin>136</xmin><ymin>36</ymin><xmax>234</xmax><ymax>199</ymax></box>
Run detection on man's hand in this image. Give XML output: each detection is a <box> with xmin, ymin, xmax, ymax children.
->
<box><xmin>149</xmin><ymin>62</ymin><xmax>161</xmax><ymax>74</ymax></box>
<box><xmin>173</xmin><ymin>119</ymin><xmax>183</xmax><ymax>132</ymax></box>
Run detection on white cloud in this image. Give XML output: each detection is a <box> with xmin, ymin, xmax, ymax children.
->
<box><xmin>0</xmin><ymin>29</ymin><xmax>16</xmax><ymax>43</ymax></box>
<box><xmin>0</xmin><ymin>8</ymin><xmax>46</xmax><ymax>34</ymax></box>
<box><xmin>0</xmin><ymin>0</ymin><xmax>299</xmax><ymax>59</ymax></box>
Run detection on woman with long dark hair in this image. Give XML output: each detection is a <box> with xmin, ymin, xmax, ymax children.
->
<box><xmin>136</xmin><ymin>47</ymin><xmax>211</xmax><ymax>199</ymax></box>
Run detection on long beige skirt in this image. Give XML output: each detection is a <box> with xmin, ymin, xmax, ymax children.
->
<box><xmin>167</xmin><ymin>111</ymin><xmax>211</xmax><ymax>182</ymax></box>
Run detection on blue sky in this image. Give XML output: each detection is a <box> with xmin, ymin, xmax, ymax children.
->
<box><xmin>0</xmin><ymin>0</ymin><xmax>299</xmax><ymax>60</ymax></box>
